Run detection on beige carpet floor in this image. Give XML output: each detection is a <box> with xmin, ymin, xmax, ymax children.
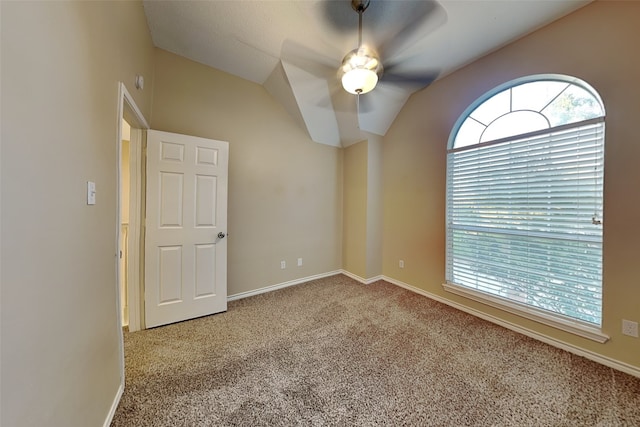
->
<box><xmin>111</xmin><ymin>274</ymin><xmax>640</xmax><ymax>426</ymax></box>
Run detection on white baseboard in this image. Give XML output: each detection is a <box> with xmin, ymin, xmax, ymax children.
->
<box><xmin>227</xmin><ymin>270</ymin><xmax>342</xmax><ymax>301</ymax></box>
<box><xmin>382</xmin><ymin>275</ymin><xmax>640</xmax><ymax>379</ymax></box>
<box><xmin>103</xmin><ymin>382</ymin><xmax>124</xmax><ymax>427</ymax></box>
<box><xmin>339</xmin><ymin>270</ymin><xmax>383</xmax><ymax>284</ymax></box>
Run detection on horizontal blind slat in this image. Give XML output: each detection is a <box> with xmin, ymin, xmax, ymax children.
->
<box><xmin>446</xmin><ymin>121</ymin><xmax>604</xmax><ymax>325</ymax></box>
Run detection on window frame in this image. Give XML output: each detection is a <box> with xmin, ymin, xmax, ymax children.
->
<box><xmin>444</xmin><ymin>74</ymin><xmax>608</xmax><ymax>343</ymax></box>
<box><xmin>448</xmin><ymin>74</ymin><xmax>605</xmax><ymax>150</ymax></box>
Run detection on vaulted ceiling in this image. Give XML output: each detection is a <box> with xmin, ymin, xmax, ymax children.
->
<box><xmin>143</xmin><ymin>0</ymin><xmax>591</xmax><ymax>147</ymax></box>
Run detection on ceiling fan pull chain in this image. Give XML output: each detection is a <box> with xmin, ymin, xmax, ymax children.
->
<box><xmin>356</xmin><ymin>92</ymin><xmax>361</xmax><ymax>128</ymax></box>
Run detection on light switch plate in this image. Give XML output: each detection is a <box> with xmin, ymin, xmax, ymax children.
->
<box><xmin>87</xmin><ymin>181</ymin><xmax>96</xmax><ymax>205</ymax></box>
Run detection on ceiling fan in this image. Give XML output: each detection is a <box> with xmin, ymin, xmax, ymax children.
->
<box><xmin>339</xmin><ymin>0</ymin><xmax>438</xmax><ymax>96</ymax></box>
<box><xmin>279</xmin><ymin>0</ymin><xmax>446</xmax><ymax>144</ymax></box>
<box><xmin>339</xmin><ymin>0</ymin><xmax>383</xmax><ymax>96</ymax></box>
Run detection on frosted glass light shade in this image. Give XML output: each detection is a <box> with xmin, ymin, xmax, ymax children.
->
<box><xmin>342</xmin><ymin>68</ymin><xmax>378</xmax><ymax>94</ymax></box>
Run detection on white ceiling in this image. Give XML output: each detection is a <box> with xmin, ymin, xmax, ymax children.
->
<box><xmin>143</xmin><ymin>0</ymin><xmax>591</xmax><ymax>147</ymax></box>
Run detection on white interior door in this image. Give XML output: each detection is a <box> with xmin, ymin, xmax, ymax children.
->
<box><xmin>145</xmin><ymin>130</ymin><xmax>228</xmax><ymax>328</ymax></box>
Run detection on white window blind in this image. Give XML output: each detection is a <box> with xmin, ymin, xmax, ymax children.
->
<box><xmin>446</xmin><ymin>119</ymin><xmax>604</xmax><ymax>326</ymax></box>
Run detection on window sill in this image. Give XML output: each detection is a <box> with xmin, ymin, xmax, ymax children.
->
<box><xmin>442</xmin><ymin>282</ymin><xmax>609</xmax><ymax>343</ymax></box>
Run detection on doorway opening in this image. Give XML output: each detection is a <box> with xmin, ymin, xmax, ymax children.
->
<box><xmin>120</xmin><ymin>119</ymin><xmax>131</xmax><ymax>326</ymax></box>
<box><xmin>116</xmin><ymin>82</ymin><xmax>149</xmax><ymax>340</ymax></box>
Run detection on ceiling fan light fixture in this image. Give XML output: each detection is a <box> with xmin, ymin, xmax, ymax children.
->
<box><xmin>340</xmin><ymin>47</ymin><xmax>382</xmax><ymax>95</ymax></box>
<box><xmin>342</xmin><ymin>68</ymin><xmax>378</xmax><ymax>95</ymax></box>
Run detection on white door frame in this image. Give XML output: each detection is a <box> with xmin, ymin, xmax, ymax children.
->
<box><xmin>116</xmin><ymin>82</ymin><xmax>149</xmax><ymax>383</ymax></box>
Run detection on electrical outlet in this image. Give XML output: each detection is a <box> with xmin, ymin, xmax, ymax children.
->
<box><xmin>399</xmin><ymin>260</ymin><xmax>404</xmax><ymax>268</ymax></box>
<box><xmin>622</xmin><ymin>320</ymin><xmax>638</xmax><ymax>337</ymax></box>
<box><xmin>297</xmin><ymin>258</ymin><xmax>303</xmax><ymax>267</ymax></box>
<box><xmin>280</xmin><ymin>260</ymin><xmax>286</xmax><ymax>269</ymax></box>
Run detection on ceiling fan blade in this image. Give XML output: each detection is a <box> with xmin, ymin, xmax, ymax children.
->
<box><xmin>281</xmin><ymin>39</ymin><xmax>349</xmax><ymax>112</ymax></box>
<box><xmin>325</xmin><ymin>83</ymin><xmax>375</xmax><ymax>114</ymax></box>
<box><xmin>315</xmin><ymin>1</ymin><xmax>447</xmax><ymax>57</ymax></box>
<box><xmin>320</xmin><ymin>78</ymin><xmax>346</xmax><ymax>107</ymax></box>
<box><xmin>279</xmin><ymin>40</ymin><xmax>346</xmax><ymax>146</ymax></box>
<box><xmin>377</xmin><ymin>1</ymin><xmax>447</xmax><ymax>64</ymax></box>
<box><xmin>380</xmin><ymin>68</ymin><xmax>440</xmax><ymax>90</ymax></box>
<box><xmin>280</xmin><ymin>39</ymin><xmax>340</xmax><ymax>79</ymax></box>
<box><xmin>317</xmin><ymin>0</ymin><xmax>363</xmax><ymax>34</ymax></box>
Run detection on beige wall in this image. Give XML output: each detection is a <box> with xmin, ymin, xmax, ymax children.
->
<box><xmin>342</xmin><ymin>137</ymin><xmax>383</xmax><ymax>280</ymax></box>
<box><xmin>343</xmin><ymin>141</ymin><xmax>369</xmax><ymax>278</ymax></box>
<box><xmin>1</xmin><ymin>1</ymin><xmax>154</xmax><ymax>426</ymax></box>
<box><xmin>365</xmin><ymin>137</ymin><xmax>383</xmax><ymax>278</ymax></box>
<box><xmin>150</xmin><ymin>49</ymin><xmax>343</xmax><ymax>296</ymax></box>
<box><xmin>382</xmin><ymin>0</ymin><xmax>640</xmax><ymax>370</ymax></box>
<box><xmin>3</xmin><ymin>2</ymin><xmax>638</xmax><ymax>426</ymax></box>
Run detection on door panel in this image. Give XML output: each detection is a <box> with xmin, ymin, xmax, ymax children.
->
<box><xmin>159</xmin><ymin>172</ymin><xmax>184</xmax><ymax>226</ymax></box>
<box><xmin>195</xmin><ymin>175</ymin><xmax>217</xmax><ymax>226</ymax></box>
<box><xmin>145</xmin><ymin>130</ymin><xmax>228</xmax><ymax>328</ymax></box>
<box><xmin>195</xmin><ymin>244</ymin><xmax>216</xmax><ymax>297</ymax></box>
<box><xmin>158</xmin><ymin>246</ymin><xmax>182</xmax><ymax>303</ymax></box>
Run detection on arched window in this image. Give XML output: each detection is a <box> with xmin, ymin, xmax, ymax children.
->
<box><xmin>445</xmin><ymin>75</ymin><xmax>606</xmax><ymax>341</ymax></box>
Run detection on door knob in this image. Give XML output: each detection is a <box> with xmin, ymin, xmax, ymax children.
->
<box><xmin>217</xmin><ymin>232</ymin><xmax>226</xmax><ymax>239</ymax></box>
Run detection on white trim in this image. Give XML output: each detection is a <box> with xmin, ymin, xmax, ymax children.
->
<box><xmin>340</xmin><ymin>270</ymin><xmax>383</xmax><ymax>285</ymax></box>
<box><xmin>383</xmin><ymin>276</ymin><xmax>640</xmax><ymax>379</ymax></box>
<box><xmin>120</xmin><ymin>83</ymin><xmax>149</xmax><ymax>129</ymax></box>
<box><xmin>126</xmin><ymin>128</ymin><xmax>143</xmax><ymax>333</ymax></box>
<box><xmin>115</xmin><ymin>84</ymin><xmax>125</xmax><ymax>390</ymax></box>
<box><xmin>117</xmin><ymin>82</ymin><xmax>149</xmax><ymax>335</ymax></box>
<box><xmin>447</xmin><ymin>74</ymin><xmax>605</xmax><ymax>150</ymax></box>
<box><xmin>227</xmin><ymin>271</ymin><xmax>343</xmax><ymax>301</ymax></box>
<box><xmin>102</xmin><ymin>383</ymin><xmax>124</xmax><ymax>427</ymax></box>
<box><xmin>448</xmin><ymin>116</ymin><xmax>605</xmax><ymax>154</ymax></box>
<box><xmin>443</xmin><ymin>282</ymin><xmax>609</xmax><ymax>343</ymax></box>
<box><xmin>115</xmin><ymin>82</ymin><xmax>149</xmax><ymax>408</ymax></box>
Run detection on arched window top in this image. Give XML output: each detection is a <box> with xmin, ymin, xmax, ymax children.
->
<box><xmin>450</xmin><ymin>75</ymin><xmax>605</xmax><ymax>149</ymax></box>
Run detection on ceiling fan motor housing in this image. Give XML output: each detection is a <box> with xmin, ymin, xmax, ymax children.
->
<box><xmin>351</xmin><ymin>0</ymin><xmax>371</xmax><ymax>13</ymax></box>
